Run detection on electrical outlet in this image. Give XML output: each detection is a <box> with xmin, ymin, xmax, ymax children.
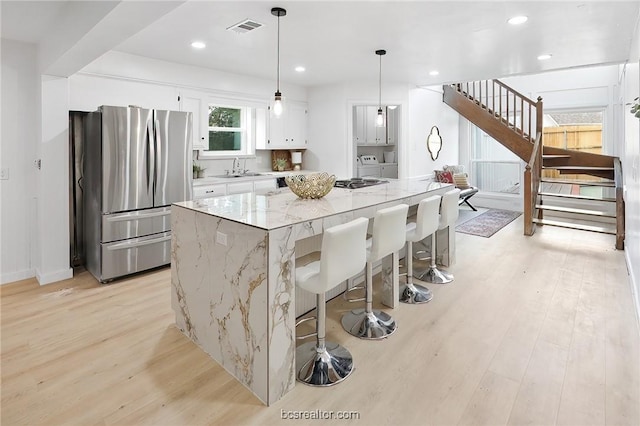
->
<box><xmin>0</xmin><ymin>167</ymin><xmax>8</xmax><ymax>180</ymax></box>
<box><xmin>216</xmin><ymin>231</ymin><xmax>227</xmax><ymax>246</ymax></box>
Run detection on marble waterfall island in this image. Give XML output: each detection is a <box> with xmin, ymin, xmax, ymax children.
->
<box><xmin>171</xmin><ymin>179</ymin><xmax>454</xmax><ymax>405</ymax></box>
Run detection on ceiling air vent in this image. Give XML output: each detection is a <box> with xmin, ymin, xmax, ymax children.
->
<box><xmin>227</xmin><ymin>19</ymin><xmax>263</xmax><ymax>34</ymax></box>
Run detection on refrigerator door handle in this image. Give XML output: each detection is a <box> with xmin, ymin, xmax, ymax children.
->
<box><xmin>105</xmin><ymin>210</ymin><xmax>170</xmax><ymax>222</ymax></box>
<box><xmin>146</xmin><ymin>117</ymin><xmax>155</xmax><ymax>195</ymax></box>
<box><xmin>106</xmin><ymin>235</ymin><xmax>172</xmax><ymax>251</ymax></box>
<box><xmin>155</xmin><ymin>118</ymin><xmax>162</xmax><ymax>197</ymax></box>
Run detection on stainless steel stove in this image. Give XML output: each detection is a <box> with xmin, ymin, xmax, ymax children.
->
<box><xmin>334</xmin><ymin>178</ymin><xmax>388</xmax><ymax>189</ymax></box>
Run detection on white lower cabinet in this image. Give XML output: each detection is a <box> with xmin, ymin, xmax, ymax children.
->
<box><xmin>253</xmin><ymin>179</ymin><xmax>277</xmax><ymax>192</ymax></box>
<box><xmin>380</xmin><ymin>164</ymin><xmax>398</xmax><ymax>178</ymax></box>
<box><xmin>193</xmin><ymin>184</ymin><xmax>226</xmax><ymax>199</ymax></box>
<box><xmin>193</xmin><ymin>178</ymin><xmax>277</xmax><ymax>199</ymax></box>
<box><xmin>226</xmin><ymin>181</ymin><xmax>254</xmax><ymax>195</ymax></box>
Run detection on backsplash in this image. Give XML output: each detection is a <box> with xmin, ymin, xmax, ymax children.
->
<box><xmin>192</xmin><ymin>150</ymin><xmax>273</xmax><ymax>178</ymax></box>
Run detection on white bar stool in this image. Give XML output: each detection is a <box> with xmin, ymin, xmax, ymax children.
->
<box><xmin>401</xmin><ymin>195</ymin><xmax>442</xmax><ymax>303</ymax></box>
<box><xmin>341</xmin><ymin>204</ymin><xmax>409</xmax><ymax>339</ymax></box>
<box><xmin>417</xmin><ymin>188</ymin><xmax>460</xmax><ymax>284</ymax></box>
<box><xmin>295</xmin><ymin>217</ymin><xmax>369</xmax><ymax>386</ymax></box>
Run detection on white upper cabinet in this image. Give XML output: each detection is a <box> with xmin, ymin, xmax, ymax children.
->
<box><xmin>353</xmin><ymin>106</ymin><xmax>367</xmax><ymax>145</ymax></box>
<box><xmin>179</xmin><ymin>90</ymin><xmax>207</xmax><ymax>150</ymax></box>
<box><xmin>258</xmin><ymin>100</ymin><xmax>308</xmax><ymax>149</ymax></box>
<box><xmin>386</xmin><ymin>107</ymin><xmax>399</xmax><ymax>146</ymax></box>
<box><xmin>354</xmin><ymin>105</ymin><xmax>396</xmax><ymax>146</ymax></box>
<box><xmin>286</xmin><ymin>102</ymin><xmax>308</xmax><ymax>148</ymax></box>
<box><xmin>255</xmin><ymin>106</ymin><xmax>268</xmax><ymax>150</ymax></box>
<box><xmin>365</xmin><ymin>106</ymin><xmax>386</xmax><ymax>144</ymax></box>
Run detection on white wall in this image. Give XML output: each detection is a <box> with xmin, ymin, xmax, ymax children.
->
<box><xmin>37</xmin><ymin>76</ymin><xmax>73</xmax><ymax>284</ymax></box>
<box><xmin>305</xmin><ymin>83</ymin><xmax>349</xmax><ymax>177</ymax></box>
<box><xmin>306</xmin><ymin>81</ymin><xmax>457</xmax><ymax>180</ymax></box>
<box><xmin>407</xmin><ymin>86</ymin><xmax>459</xmax><ymax>178</ymax></box>
<box><xmin>621</xmin><ymin>16</ymin><xmax>640</xmax><ymax>322</ymax></box>
<box><xmin>501</xmin><ymin>65</ymin><xmax>620</xmax><ymax>155</ymax></box>
<box><xmin>0</xmin><ymin>40</ymin><xmax>39</xmax><ymax>283</ymax></box>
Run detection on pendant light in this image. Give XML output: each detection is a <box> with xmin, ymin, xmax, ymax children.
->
<box><xmin>271</xmin><ymin>7</ymin><xmax>286</xmax><ymax>117</ymax></box>
<box><xmin>375</xmin><ymin>49</ymin><xmax>386</xmax><ymax>127</ymax></box>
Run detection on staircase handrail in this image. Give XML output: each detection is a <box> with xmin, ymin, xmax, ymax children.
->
<box><xmin>613</xmin><ymin>157</ymin><xmax>625</xmax><ymax>250</ymax></box>
<box><xmin>493</xmin><ymin>80</ymin><xmax>537</xmax><ymax>108</ymax></box>
<box><xmin>452</xmin><ymin>79</ymin><xmax>542</xmax><ymax>147</ymax></box>
<box><xmin>524</xmin><ymin>133</ymin><xmax>543</xmax><ymax>235</ymax></box>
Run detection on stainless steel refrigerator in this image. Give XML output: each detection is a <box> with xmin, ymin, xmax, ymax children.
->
<box><xmin>83</xmin><ymin>105</ymin><xmax>192</xmax><ymax>282</ymax></box>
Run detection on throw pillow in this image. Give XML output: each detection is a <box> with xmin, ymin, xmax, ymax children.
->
<box><xmin>453</xmin><ymin>173</ymin><xmax>470</xmax><ymax>189</ymax></box>
<box><xmin>434</xmin><ymin>170</ymin><xmax>454</xmax><ymax>183</ymax></box>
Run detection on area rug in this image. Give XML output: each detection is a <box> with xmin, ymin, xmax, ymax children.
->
<box><xmin>455</xmin><ymin>209</ymin><xmax>521</xmax><ymax>238</ymax></box>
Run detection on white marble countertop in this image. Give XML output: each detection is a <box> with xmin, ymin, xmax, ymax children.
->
<box><xmin>175</xmin><ymin>178</ymin><xmax>452</xmax><ymax>230</ymax></box>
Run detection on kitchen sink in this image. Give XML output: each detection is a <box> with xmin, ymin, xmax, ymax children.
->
<box><xmin>211</xmin><ymin>172</ymin><xmax>264</xmax><ymax>178</ymax></box>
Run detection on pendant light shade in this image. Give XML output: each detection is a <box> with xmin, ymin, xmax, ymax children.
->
<box><xmin>375</xmin><ymin>49</ymin><xmax>386</xmax><ymax>127</ymax></box>
<box><xmin>272</xmin><ymin>7</ymin><xmax>286</xmax><ymax>117</ymax></box>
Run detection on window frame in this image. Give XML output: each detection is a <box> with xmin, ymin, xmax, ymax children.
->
<box><xmin>198</xmin><ymin>96</ymin><xmax>260</xmax><ymax>159</ymax></box>
<box><xmin>469</xmin><ymin>124</ymin><xmax>524</xmax><ymax>195</ymax></box>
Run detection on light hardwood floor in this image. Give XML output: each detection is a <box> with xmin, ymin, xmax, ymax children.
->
<box><xmin>2</xmin><ymin>216</ymin><xmax>638</xmax><ymax>425</ymax></box>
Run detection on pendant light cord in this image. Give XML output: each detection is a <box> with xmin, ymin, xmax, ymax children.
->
<box><xmin>276</xmin><ymin>14</ymin><xmax>281</xmax><ymax>93</ymax></box>
<box><xmin>378</xmin><ymin>53</ymin><xmax>382</xmax><ymax>109</ymax></box>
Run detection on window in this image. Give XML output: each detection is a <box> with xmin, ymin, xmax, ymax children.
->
<box><xmin>207</xmin><ymin>104</ymin><xmax>248</xmax><ymax>154</ymax></box>
<box><xmin>541</xmin><ymin>109</ymin><xmax>607</xmax><ymax>197</ymax></box>
<box><xmin>542</xmin><ymin>110</ymin><xmax>603</xmax><ymax>154</ymax></box>
<box><xmin>199</xmin><ymin>98</ymin><xmax>258</xmax><ymax>158</ymax></box>
<box><xmin>470</xmin><ymin>126</ymin><xmax>522</xmax><ymax>194</ymax></box>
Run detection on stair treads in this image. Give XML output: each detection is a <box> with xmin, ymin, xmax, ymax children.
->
<box><xmin>538</xmin><ymin>192</ymin><xmax>616</xmax><ymax>202</ymax></box>
<box><xmin>535</xmin><ymin>204</ymin><xmax>616</xmax><ymax>218</ymax></box>
<box><xmin>542</xmin><ymin>166</ymin><xmax>614</xmax><ymax>171</ymax></box>
<box><xmin>532</xmin><ymin>218</ymin><xmax>616</xmax><ymax>235</ymax></box>
<box><xmin>540</xmin><ymin>178</ymin><xmax>615</xmax><ymax>187</ymax></box>
<box><xmin>542</xmin><ymin>155</ymin><xmax>571</xmax><ymax>159</ymax></box>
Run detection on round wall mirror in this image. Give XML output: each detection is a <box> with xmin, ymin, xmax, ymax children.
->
<box><xmin>426</xmin><ymin>126</ymin><xmax>442</xmax><ymax>161</ymax></box>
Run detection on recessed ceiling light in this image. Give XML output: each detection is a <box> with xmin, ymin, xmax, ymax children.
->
<box><xmin>295</xmin><ymin>66</ymin><xmax>306</xmax><ymax>72</ymax></box>
<box><xmin>537</xmin><ymin>53</ymin><xmax>552</xmax><ymax>60</ymax></box>
<box><xmin>191</xmin><ymin>41</ymin><xmax>206</xmax><ymax>49</ymax></box>
<box><xmin>429</xmin><ymin>70</ymin><xmax>439</xmax><ymax>76</ymax></box>
<box><xmin>508</xmin><ymin>15</ymin><xmax>528</xmax><ymax>25</ymax></box>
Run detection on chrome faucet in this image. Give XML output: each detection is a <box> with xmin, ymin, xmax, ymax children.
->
<box><xmin>232</xmin><ymin>157</ymin><xmax>240</xmax><ymax>174</ymax></box>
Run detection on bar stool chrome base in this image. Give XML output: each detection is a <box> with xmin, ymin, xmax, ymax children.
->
<box><xmin>400</xmin><ymin>282</ymin><xmax>433</xmax><ymax>304</ymax></box>
<box><xmin>296</xmin><ymin>341</ymin><xmax>354</xmax><ymax>386</ymax></box>
<box><xmin>341</xmin><ymin>308</ymin><xmax>397</xmax><ymax>339</ymax></box>
<box><xmin>416</xmin><ymin>265</ymin><xmax>453</xmax><ymax>284</ymax></box>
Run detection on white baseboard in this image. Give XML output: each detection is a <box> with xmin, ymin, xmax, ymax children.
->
<box><xmin>1</xmin><ymin>268</ymin><xmax>36</xmax><ymax>285</ymax></box>
<box><xmin>35</xmin><ymin>267</ymin><xmax>73</xmax><ymax>285</ymax></box>
<box><xmin>625</xmin><ymin>250</ymin><xmax>640</xmax><ymax>336</ymax></box>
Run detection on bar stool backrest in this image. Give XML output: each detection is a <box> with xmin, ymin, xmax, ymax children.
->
<box><xmin>369</xmin><ymin>204</ymin><xmax>410</xmax><ymax>262</ymax></box>
<box><xmin>439</xmin><ymin>188</ymin><xmax>461</xmax><ymax>229</ymax></box>
<box><xmin>318</xmin><ymin>217</ymin><xmax>369</xmax><ymax>293</ymax></box>
<box><xmin>413</xmin><ymin>195</ymin><xmax>442</xmax><ymax>241</ymax></box>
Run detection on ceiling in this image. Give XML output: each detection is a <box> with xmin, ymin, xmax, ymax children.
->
<box><xmin>2</xmin><ymin>1</ymin><xmax>639</xmax><ymax>88</ymax></box>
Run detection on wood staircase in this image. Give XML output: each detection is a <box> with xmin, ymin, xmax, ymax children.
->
<box><xmin>443</xmin><ymin>80</ymin><xmax>625</xmax><ymax>249</ymax></box>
